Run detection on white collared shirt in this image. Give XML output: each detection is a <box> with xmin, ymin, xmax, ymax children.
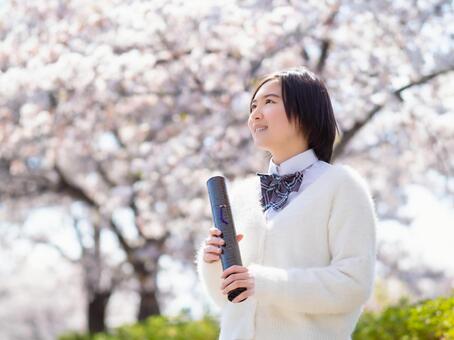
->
<box><xmin>265</xmin><ymin>148</ymin><xmax>332</xmax><ymax>220</ymax></box>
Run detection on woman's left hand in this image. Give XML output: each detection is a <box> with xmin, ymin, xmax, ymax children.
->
<box><xmin>220</xmin><ymin>265</ymin><xmax>255</xmax><ymax>303</ymax></box>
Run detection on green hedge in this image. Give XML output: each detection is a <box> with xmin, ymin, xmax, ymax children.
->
<box><xmin>59</xmin><ymin>313</ymin><xmax>219</xmax><ymax>340</ymax></box>
<box><xmin>353</xmin><ymin>294</ymin><xmax>454</xmax><ymax>340</ymax></box>
<box><xmin>60</xmin><ymin>294</ymin><xmax>454</xmax><ymax>340</ymax></box>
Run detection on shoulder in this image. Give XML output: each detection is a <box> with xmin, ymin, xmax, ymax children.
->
<box><xmin>327</xmin><ymin>164</ymin><xmax>375</xmax><ymax>205</ymax></box>
<box><xmin>326</xmin><ymin>164</ymin><xmax>370</xmax><ymax>188</ymax></box>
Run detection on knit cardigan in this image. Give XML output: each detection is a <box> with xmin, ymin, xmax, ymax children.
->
<box><xmin>195</xmin><ymin>164</ymin><xmax>377</xmax><ymax>340</ymax></box>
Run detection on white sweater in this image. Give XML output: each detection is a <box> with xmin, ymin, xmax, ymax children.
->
<box><xmin>195</xmin><ymin>164</ymin><xmax>377</xmax><ymax>340</ymax></box>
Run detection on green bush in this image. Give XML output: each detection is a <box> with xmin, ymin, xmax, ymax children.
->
<box><xmin>61</xmin><ymin>294</ymin><xmax>454</xmax><ymax>340</ymax></box>
<box><xmin>59</xmin><ymin>312</ymin><xmax>219</xmax><ymax>340</ymax></box>
<box><xmin>353</xmin><ymin>294</ymin><xmax>454</xmax><ymax>340</ymax></box>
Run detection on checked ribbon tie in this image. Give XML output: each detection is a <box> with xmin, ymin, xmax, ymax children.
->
<box><xmin>256</xmin><ymin>170</ymin><xmax>304</xmax><ymax>212</ymax></box>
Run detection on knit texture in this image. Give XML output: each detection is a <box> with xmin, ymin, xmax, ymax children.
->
<box><xmin>195</xmin><ymin>164</ymin><xmax>377</xmax><ymax>340</ymax></box>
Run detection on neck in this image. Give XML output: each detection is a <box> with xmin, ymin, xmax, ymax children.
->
<box><xmin>271</xmin><ymin>145</ymin><xmax>309</xmax><ymax>165</ymax></box>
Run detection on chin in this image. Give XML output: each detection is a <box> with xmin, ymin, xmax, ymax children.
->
<box><xmin>253</xmin><ymin>141</ymin><xmax>269</xmax><ymax>152</ymax></box>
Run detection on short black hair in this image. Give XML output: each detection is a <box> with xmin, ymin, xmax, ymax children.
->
<box><xmin>249</xmin><ymin>66</ymin><xmax>339</xmax><ymax>163</ymax></box>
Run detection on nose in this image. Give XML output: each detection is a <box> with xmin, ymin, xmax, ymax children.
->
<box><xmin>250</xmin><ymin>106</ymin><xmax>263</xmax><ymax>121</ymax></box>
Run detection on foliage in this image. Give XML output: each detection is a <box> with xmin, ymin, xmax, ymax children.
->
<box><xmin>60</xmin><ymin>295</ymin><xmax>454</xmax><ymax>340</ymax></box>
<box><xmin>60</xmin><ymin>312</ymin><xmax>219</xmax><ymax>340</ymax></box>
<box><xmin>353</xmin><ymin>294</ymin><xmax>454</xmax><ymax>340</ymax></box>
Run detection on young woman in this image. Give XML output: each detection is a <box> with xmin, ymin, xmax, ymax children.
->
<box><xmin>196</xmin><ymin>66</ymin><xmax>377</xmax><ymax>340</ymax></box>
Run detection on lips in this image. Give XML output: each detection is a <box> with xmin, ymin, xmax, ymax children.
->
<box><xmin>253</xmin><ymin>125</ymin><xmax>268</xmax><ymax>133</ymax></box>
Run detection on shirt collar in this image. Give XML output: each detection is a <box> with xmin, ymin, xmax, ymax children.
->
<box><xmin>268</xmin><ymin>149</ymin><xmax>318</xmax><ymax>176</ymax></box>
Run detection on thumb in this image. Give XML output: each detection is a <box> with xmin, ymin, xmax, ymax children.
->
<box><xmin>236</xmin><ymin>234</ymin><xmax>244</xmax><ymax>242</ymax></box>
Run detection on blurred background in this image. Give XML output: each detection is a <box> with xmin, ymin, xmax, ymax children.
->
<box><xmin>0</xmin><ymin>0</ymin><xmax>453</xmax><ymax>339</ymax></box>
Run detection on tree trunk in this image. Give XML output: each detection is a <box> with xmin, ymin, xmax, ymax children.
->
<box><xmin>138</xmin><ymin>287</ymin><xmax>160</xmax><ymax>321</ymax></box>
<box><xmin>132</xmin><ymin>241</ymin><xmax>165</xmax><ymax>321</ymax></box>
<box><xmin>88</xmin><ymin>290</ymin><xmax>111</xmax><ymax>334</ymax></box>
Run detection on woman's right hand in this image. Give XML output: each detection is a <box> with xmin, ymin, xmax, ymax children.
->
<box><xmin>203</xmin><ymin>227</ymin><xmax>244</xmax><ymax>263</ymax></box>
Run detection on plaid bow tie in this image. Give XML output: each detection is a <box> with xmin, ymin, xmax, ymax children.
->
<box><xmin>256</xmin><ymin>170</ymin><xmax>304</xmax><ymax>212</ymax></box>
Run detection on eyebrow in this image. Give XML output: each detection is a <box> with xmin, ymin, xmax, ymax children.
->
<box><xmin>251</xmin><ymin>93</ymin><xmax>280</xmax><ymax>104</ymax></box>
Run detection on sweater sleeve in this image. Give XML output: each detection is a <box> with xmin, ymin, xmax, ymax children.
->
<box><xmin>247</xmin><ymin>168</ymin><xmax>377</xmax><ymax>314</ymax></box>
<box><xmin>195</xmin><ymin>240</ymin><xmax>227</xmax><ymax>310</ymax></box>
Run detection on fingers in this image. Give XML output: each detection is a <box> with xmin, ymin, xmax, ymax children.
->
<box><xmin>221</xmin><ymin>265</ymin><xmax>247</xmax><ymax>278</ymax></box>
<box><xmin>232</xmin><ymin>287</ymin><xmax>254</xmax><ymax>303</ymax></box>
<box><xmin>203</xmin><ymin>228</ymin><xmax>224</xmax><ymax>263</ymax></box>
<box><xmin>222</xmin><ymin>278</ymin><xmax>254</xmax><ymax>296</ymax></box>
<box><xmin>204</xmin><ymin>252</ymin><xmax>220</xmax><ymax>263</ymax></box>
<box><xmin>206</xmin><ymin>235</ymin><xmax>225</xmax><ymax>247</ymax></box>
<box><xmin>207</xmin><ymin>228</ymin><xmax>225</xmax><ymax>245</ymax></box>
<box><xmin>219</xmin><ymin>268</ymin><xmax>255</xmax><ymax>303</ymax></box>
<box><xmin>203</xmin><ymin>242</ymin><xmax>223</xmax><ymax>263</ymax></box>
<box><xmin>209</xmin><ymin>228</ymin><xmax>243</xmax><ymax>243</ymax></box>
<box><xmin>205</xmin><ymin>245</ymin><xmax>222</xmax><ymax>254</ymax></box>
<box><xmin>209</xmin><ymin>227</ymin><xmax>222</xmax><ymax>237</ymax></box>
<box><xmin>220</xmin><ymin>272</ymin><xmax>252</xmax><ymax>290</ymax></box>
<box><xmin>205</xmin><ymin>227</ymin><xmax>224</xmax><ymax>248</ymax></box>
<box><xmin>204</xmin><ymin>228</ymin><xmax>244</xmax><ymax>264</ymax></box>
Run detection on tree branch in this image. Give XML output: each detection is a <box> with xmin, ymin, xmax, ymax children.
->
<box><xmin>394</xmin><ymin>66</ymin><xmax>454</xmax><ymax>101</ymax></box>
<box><xmin>333</xmin><ymin>66</ymin><xmax>454</xmax><ymax>160</ymax></box>
<box><xmin>30</xmin><ymin>236</ymin><xmax>79</xmax><ymax>264</ymax></box>
<box><xmin>316</xmin><ymin>2</ymin><xmax>340</xmax><ymax>74</ymax></box>
<box><xmin>55</xmin><ymin>163</ymin><xmax>134</xmax><ymax>254</ymax></box>
<box><xmin>109</xmin><ymin>217</ymin><xmax>132</xmax><ymax>256</ymax></box>
<box><xmin>54</xmin><ymin>164</ymin><xmax>98</xmax><ymax>207</ymax></box>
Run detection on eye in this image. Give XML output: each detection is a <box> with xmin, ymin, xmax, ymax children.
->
<box><xmin>250</xmin><ymin>99</ymin><xmax>273</xmax><ymax>113</ymax></box>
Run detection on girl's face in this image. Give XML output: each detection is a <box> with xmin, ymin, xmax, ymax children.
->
<box><xmin>248</xmin><ymin>79</ymin><xmax>307</xmax><ymax>163</ymax></box>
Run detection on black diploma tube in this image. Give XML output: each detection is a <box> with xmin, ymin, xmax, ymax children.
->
<box><xmin>206</xmin><ymin>175</ymin><xmax>247</xmax><ymax>303</ymax></box>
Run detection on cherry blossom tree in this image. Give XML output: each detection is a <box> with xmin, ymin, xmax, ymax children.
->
<box><xmin>0</xmin><ymin>0</ymin><xmax>453</xmax><ymax>337</ymax></box>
